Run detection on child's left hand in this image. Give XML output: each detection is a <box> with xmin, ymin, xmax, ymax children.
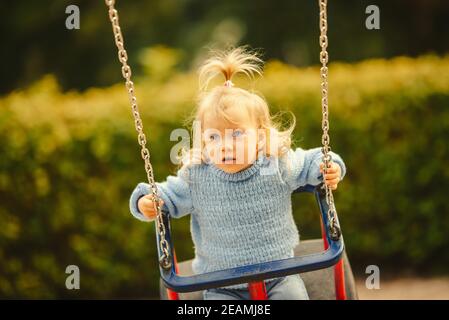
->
<box><xmin>319</xmin><ymin>162</ymin><xmax>342</xmax><ymax>190</ymax></box>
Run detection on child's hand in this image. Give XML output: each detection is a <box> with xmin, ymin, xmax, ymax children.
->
<box><xmin>138</xmin><ymin>194</ymin><xmax>164</xmax><ymax>220</ymax></box>
<box><xmin>320</xmin><ymin>162</ymin><xmax>342</xmax><ymax>190</ymax></box>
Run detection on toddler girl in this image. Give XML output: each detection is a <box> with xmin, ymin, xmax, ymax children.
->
<box><xmin>129</xmin><ymin>46</ymin><xmax>346</xmax><ymax>300</ymax></box>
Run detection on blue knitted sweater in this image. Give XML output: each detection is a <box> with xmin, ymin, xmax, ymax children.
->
<box><xmin>129</xmin><ymin>147</ymin><xmax>346</xmax><ymax>289</ymax></box>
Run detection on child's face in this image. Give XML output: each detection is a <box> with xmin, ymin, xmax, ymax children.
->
<box><xmin>203</xmin><ymin>106</ymin><xmax>260</xmax><ymax>173</ymax></box>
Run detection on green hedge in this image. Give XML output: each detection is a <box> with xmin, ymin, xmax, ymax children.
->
<box><xmin>1</xmin><ymin>54</ymin><xmax>448</xmax><ymax>298</ymax></box>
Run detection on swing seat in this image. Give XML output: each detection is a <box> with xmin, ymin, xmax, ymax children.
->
<box><xmin>159</xmin><ymin>239</ymin><xmax>358</xmax><ymax>300</ymax></box>
<box><xmin>157</xmin><ymin>185</ymin><xmax>359</xmax><ymax>300</ymax></box>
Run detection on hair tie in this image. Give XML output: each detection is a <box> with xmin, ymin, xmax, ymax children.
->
<box><xmin>224</xmin><ymin>80</ymin><xmax>234</xmax><ymax>87</ymax></box>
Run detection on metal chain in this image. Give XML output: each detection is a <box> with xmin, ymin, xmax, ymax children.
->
<box><xmin>319</xmin><ymin>0</ymin><xmax>341</xmax><ymax>241</ymax></box>
<box><xmin>104</xmin><ymin>0</ymin><xmax>172</xmax><ymax>269</ymax></box>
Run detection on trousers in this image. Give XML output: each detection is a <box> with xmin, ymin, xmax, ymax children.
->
<box><xmin>203</xmin><ymin>274</ymin><xmax>309</xmax><ymax>300</ymax></box>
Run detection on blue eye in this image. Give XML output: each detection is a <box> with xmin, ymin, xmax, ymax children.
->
<box><xmin>209</xmin><ymin>133</ymin><xmax>220</xmax><ymax>141</ymax></box>
<box><xmin>232</xmin><ymin>130</ymin><xmax>243</xmax><ymax>138</ymax></box>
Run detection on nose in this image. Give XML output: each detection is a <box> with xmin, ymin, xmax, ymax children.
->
<box><xmin>221</xmin><ymin>136</ymin><xmax>234</xmax><ymax>151</ymax></box>
<box><xmin>222</xmin><ymin>143</ymin><xmax>233</xmax><ymax>151</ymax></box>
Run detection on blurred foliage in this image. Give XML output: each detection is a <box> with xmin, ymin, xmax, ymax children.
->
<box><xmin>138</xmin><ymin>45</ymin><xmax>184</xmax><ymax>81</ymax></box>
<box><xmin>0</xmin><ymin>54</ymin><xmax>449</xmax><ymax>298</ymax></box>
<box><xmin>1</xmin><ymin>0</ymin><xmax>449</xmax><ymax>94</ymax></box>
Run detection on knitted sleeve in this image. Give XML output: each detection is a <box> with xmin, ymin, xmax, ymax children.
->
<box><xmin>279</xmin><ymin>147</ymin><xmax>347</xmax><ymax>192</ymax></box>
<box><xmin>129</xmin><ymin>165</ymin><xmax>194</xmax><ymax>222</ymax></box>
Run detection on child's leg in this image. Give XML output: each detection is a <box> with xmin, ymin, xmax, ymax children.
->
<box><xmin>203</xmin><ymin>288</ymin><xmax>248</xmax><ymax>300</ymax></box>
<box><xmin>267</xmin><ymin>274</ymin><xmax>309</xmax><ymax>300</ymax></box>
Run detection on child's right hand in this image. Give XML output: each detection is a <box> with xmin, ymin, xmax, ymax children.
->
<box><xmin>138</xmin><ymin>194</ymin><xmax>164</xmax><ymax>220</ymax></box>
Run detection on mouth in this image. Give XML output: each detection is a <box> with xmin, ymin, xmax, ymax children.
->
<box><xmin>222</xmin><ymin>156</ymin><xmax>236</xmax><ymax>163</ymax></box>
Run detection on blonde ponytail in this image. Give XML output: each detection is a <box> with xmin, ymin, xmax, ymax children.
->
<box><xmin>198</xmin><ymin>46</ymin><xmax>264</xmax><ymax>91</ymax></box>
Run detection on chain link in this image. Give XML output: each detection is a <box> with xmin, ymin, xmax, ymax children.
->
<box><xmin>319</xmin><ymin>0</ymin><xmax>341</xmax><ymax>241</ymax></box>
<box><xmin>104</xmin><ymin>0</ymin><xmax>172</xmax><ymax>269</ymax></box>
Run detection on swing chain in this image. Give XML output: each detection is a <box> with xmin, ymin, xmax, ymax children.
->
<box><xmin>104</xmin><ymin>0</ymin><xmax>172</xmax><ymax>269</ymax></box>
<box><xmin>319</xmin><ymin>0</ymin><xmax>341</xmax><ymax>241</ymax></box>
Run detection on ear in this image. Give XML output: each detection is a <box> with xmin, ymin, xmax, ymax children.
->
<box><xmin>202</xmin><ymin>147</ymin><xmax>212</xmax><ymax>164</ymax></box>
<box><xmin>257</xmin><ymin>128</ymin><xmax>269</xmax><ymax>154</ymax></box>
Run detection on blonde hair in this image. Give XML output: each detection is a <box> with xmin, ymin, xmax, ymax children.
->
<box><xmin>178</xmin><ymin>46</ymin><xmax>296</xmax><ymax>167</ymax></box>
